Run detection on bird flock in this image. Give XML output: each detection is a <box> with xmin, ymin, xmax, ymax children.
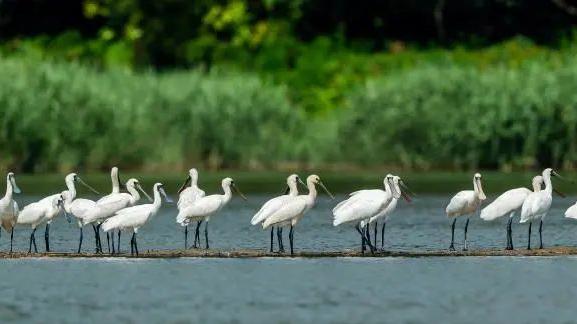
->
<box><xmin>0</xmin><ymin>167</ymin><xmax>574</xmax><ymax>256</ymax></box>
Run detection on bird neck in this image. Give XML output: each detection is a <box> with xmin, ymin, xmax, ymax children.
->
<box><xmin>4</xmin><ymin>179</ymin><xmax>12</xmax><ymax>199</ymax></box>
<box><xmin>288</xmin><ymin>182</ymin><xmax>299</xmax><ymax>196</ymax></box>
<box><xmin>66</xmin><ymin>179</ymin><xmax>77</xmax><ymax>200</ymax></box>
<box><xmin>543</xmin><ymin>173</ymin><xmax>553</xmax><ymax>195</ymax></box>
<box><xmin>222</xmin><ymin>184</ymin><xmax>233</xmax><ymax>202</ymax></box>
<box><xmin>152</xmin><ymin>188</ymin><xmax>163</xmax><ymax>208</ymax></box>
<box><xmin>127</xmin><ymin>185</ymin><xmax>140</xmax><ymax>203</ymax></box>
<box><xmin>307</xmin><ymin>180</ymin><xmax>317</xmax><ymax>201</ymax></box>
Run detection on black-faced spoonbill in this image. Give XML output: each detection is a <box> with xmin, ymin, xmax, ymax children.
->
<box><xmin>17</xmin><ymin>195</ymin><xmax>66</xmax><ymax>253</ymax></box>
<box><xmin>263</xmin><ymin>175</ymin><xmax>333</xmax><ymax>256</ymax></box>
<box><xmin>176</xmin><ymin>168</ymin><xmax>206</xmax><ymax>249</ymax></box>
<box><xmin>520</xmin><ymin>168</ymin><xmax>566</xmax><ymax>250</ymax></box>
<box><xmin>83</xmin><ymin>178</ymin><xmax>152</xmax><ymax>254</ymax></box>
<box><xmin>176</xmin><ymin>178</ymin><xmax>246</xmax><ymax>249</ymax></box>
<box><xmin>251</xmin><ymin>174</ymin><xmax>306</xmax><ymax>252</ymax></box>
<box><xmin>101</xmin><ymin>183</ymin><xmax>172</xmax><ymax>256</ymax></box>
<box><xmin>480</xmin><ymin>175</ymin><xmax>543</xmax><ymax>250</ymax></box>
<box><xmin>0</xmin><ymin>172</ymin><xmax>21</xmax><ymax>252</ymax></box>
<box><xmin>446</xmin><ymin>173</ymin><xmax>487</xmax><ymax>251</ymax></box>
<box><xmin>332</xmin><ymin>174</ymin><xmax>399</xmax><ymax>254</ymax></box>
<box><xmin>360</xmin><ymin>175</ymin><xmax>413</xmax><ymax>250</ymax></box>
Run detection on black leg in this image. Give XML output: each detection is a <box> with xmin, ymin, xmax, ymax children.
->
<box><xmin>449</xmin><ymin>219</ymin><xmax>456</xmax><ymax>251</ymax></box>
<box><xmin>92</xmin><ymin>224</ymin><xmax>99</xmax><ymax>253</ymax></box>
<box><xmin>364</xmin><ymin>226</ymin><xmax>375</xmax><ymax>254</ymax></box>
<box><xmin>111</xmin><ymin>230</ymin><xmax>115</xmax><ymax>254</ymax></box>
<box><xmin>374</xmin><ymin>221</ymin><xmax>378</xmax><ymax>247</ymax></box>
<box><xmin>527</xmin><ymin>222</ymin><xmax>532</xmax><ymax>250</ymax></box>
<box><xmin>204</xmin><ymin>222</ymin><xmax>209</xmax><ymax>249</ymax></box>
<box><xmin>289</xmin><ymin>225</ymin><xmax>294</xmax><ymax>256</ymax></box>
<box><xmin>44</xmin><ymin>223</ymin><xmax>50</xmax><ymax>252</ymax></box>
<box><xmin>78</xmin><ymin>227</ymin><xmax>83</xmax><ymax>254</ymax></box>
<box><xmin>463</xmin><ymin>218</ymin><xmax>469</xmax><ymax>251</ymax></box>
<box><xmin>117</xmin><ymin>230</ymin><xmax>121</xmax><ymax>253</ymax></box>
<box><xmin>97</xmin><ymin>224</ymin><xmax>103</xmax><ymax>253</ymax></box>
<box><xmin>269</xmin><ymin>226</ymin><xmax>274</xmax><ymax>253</ymax></box>
<box><xmin>31</xmin><ymin>228</ymin><xmax>38</xmax><ymax>253</ymax></box>
<box><xmin>381</xmin><ymin>222</ymin><xmax>386</xmax><ymax>250</ymax></box>
<box><xmin>277</xmin><ymin>227</ymin><xmax>284</xmax><ymax>252</ymax></box>
<box><xmin>539</xmin><ymin>220</ymin><xmax>543</xmax><ymax>249</ymax></box>
<box><xmin>106</xmin><ymin>232</ymin><xmax>111</xmax><ymax>254</ymax></box>
<box><xmin>194</xmin><ymin>221</ymin><xmax>202</xmax><ymax>248</ymax></box>
<box><xmin>28</xmin><ymin>228</ymin><xmax>34</xmax><ymax>253</ymax></box>
<box><xmin>133</xmin><ymin>232</ymin><xmax>138</xmax><ymax>256</ymax></box>
<box><xmin>130</xmin><ymin>233</ymin><xmax>134</xmax><ymax>256</ymax></box>
<box><xmin>355</xmin><ymin>223</ymin><xmax>366</xmax><ymax>253</ymax></box>
<box><xmin>10</xmin><ymin>228</ymin><xmax>13</xmax><ymax>253</ymax></box>
<box><xmin>505</xmin><ymin>217</ymin><xmax>512</xmax><ymax>250</ymax></box>
<box><xmin>184</xmin><ymin>226</ymin><xmax>188</xmax><ymax>249</ymax></box>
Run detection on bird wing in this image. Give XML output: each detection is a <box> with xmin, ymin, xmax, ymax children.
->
<box><xmin>445</xmin><ymin>191</ymin><xmax>475</xmax><ymax>218</ymax></box>
<box><xmin>17</xmin><ymin>202</ymin><xmax>45</xmax><ymax>225</ymax></box>
<box><xmin>333</xmin><ymin>190</ymin><xmax>388</xmax><ymax>226</ymax></box>
<box><xmin>367</xmin><ymin>197</ymin><xmax>399</xmax><ymax>225</ymax></box>
<box><xmin>70</xmin><ymin>199</ymin><xmax>96</xmax><ymax>219</ymax></box>
<box><xmin>333</xmin><ymin>189</ymin><xmax>382</xmax><ymax>214</ymax></box>
<box><xmin>520</xmin><ymin>192</ymin><xmax>550</xmax><ymax>223</ymax></box>
<box><xmin>262</xmin><ymin>197</ymin><xmax>308</xmax><ymax>229</ymax></box>
<box><xmin>565</xmin><ymin>203</ymin><xmax>577</xmax><ymax>220</ymax></box>
<box><xmin>95</xmin><ymin>193</ymin><xmax>131</xmax><ymax>213</ymax></box>
<box><xmin>102</xmin><ymin>207</ymin><xmax>151</xmax><ymax>232</ymax></box>
<box><xmin>178</xmin><ymin>187</ymin><xmax>206</xmax><ymax>210</ymax></box>
<box><xmin>176</xmin><ymin>195</ymin><xmax>222</xmax><ymax>224</ymax></box>
<box><xmin>251</xmin><ymin>195</ymin><xmax>292</xmax><ymax>225</ymax></box>
<box><xmin>480</xmin><ymin>188</ymin><xmax>531</xmax><ymax>221</ymax></box>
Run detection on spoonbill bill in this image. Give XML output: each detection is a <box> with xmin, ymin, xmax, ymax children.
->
<box><xmin>176</xmin><ymin>178</ymin><xmax>246</xmax><ymax>249</ymax></box>
<box><xmin>0</xmin><ymin>172</ymin><xmax>21</xmax><ymax>252</ymax></box>
<box><xmin>333</xmin><ymin>175</ymin><xmax>399</xmax><ymax>253</ymax></box>
<box><xmin>520</xmin><ymin>168</ymin><xmax>564</xmax><ymax>250</ymax></box>
<box><xmin>446</xmin><ymin>173</ymin><xmax>487</xmax><ymax>251</ymax></box>
<box><xmin>263</xmin><ymin>175</ymin><xmax>334</xmax><ymax>256</ymax></box>
<box><xmin>251</xmin><ymin>174</ymin><xmax>305</xmax><ymax>252</ymax></box>
<box><xmin>82</xmin><ymin>178</ymin><xmax>152</xmax><ymax>254</ymax></box>
<box><xmin>102</xmin><ymin>183</ymin><xmax>172</xmax><ymax>256</ymax></box>
<box><xmin>176</xmin><ymin>168</ymin><xmax>206</xmax><ymax>248</ymax></box>
<box><xmin>480</xmin><ymin>175</ymin><xmax>543</xmax><ymax>250</ymax></box>
<box><xmin>360</xmin><ymin>175</ymin><xmax>413</xmax><ymax>250</ymax></box>
<box><xmin>17</xmin><ymin>195</ymin><xmax>66</xmax><ymax>253</ymax></box>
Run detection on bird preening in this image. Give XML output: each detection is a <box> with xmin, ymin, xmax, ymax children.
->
<box><xmin>0</xmin><ymin>167</ymin><xmax>574</xmax><ymax>256</ymax></box>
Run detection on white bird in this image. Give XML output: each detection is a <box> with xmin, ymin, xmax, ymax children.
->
<box><xmin>520</xmin><ymin>168</ymin><xmax>563</xmax><ymax>250</ymax></box>
<box><xmin>82</xmin><ymin>178</ymin><xmax>152</xmax><ymax>254</ymax></box>
<box><xmin>480</xmin><ymin>175</ymin><xmax>543</xmax><ymax>250</ymax></box>
<box><xmin>176</xmin><ymin>178</ymin><xmax>246</xmax><ymax>249</ymax></box>
<box><xmin>333</xmin><ymin>174</ymin><xmax>399</xmax><ymax>253</ymax></box>
<box><xmin>250</xmin><ymin>174</ymin><xmax>305</xmax><ymax>252</ymax></box>
<box><xmin>262</xmin><ymin>175</ymin><xmax>334</xmax><ymax>256</ymax></box>
<box><xmin>361</xmin><ymin>175</ymin><xmax>413</xmax><ymax>250</ymax></box>
<box><xmin>17</xmin><ymin>194</ymin><xmax>65</xmax><ymax>253</ymax></box>
<box><xmin>56</xmin><ymin>173</ymin><xmax>102</xmax><ymax>253</ymax></box>
<box><xmin>102</xmin><ymin>183</ymin><xmax>172</xmax><ymax>256</ymax></box>
<box><xmin>176</xmin><ymin>168</ymin><xmax>206</xmax><ymax>248</ymax></box>
<box><xmin>98</xmin><ymin>166</ymin><xmax>122</xmax><ymax>202</ymax></box>
<box><xmin>446</xmin><ymin>173</ymin><xmax>487</xmax><ymax>251</ymax></box>
<box><xmin>36</xmin><ymin>173</ymin><xmax>99</xmax><ymax>252</ymax></box>
<box><xmin>0</xmin><ymin>172</ymin><xmax>21</xmax><ymax>252</ymax></box>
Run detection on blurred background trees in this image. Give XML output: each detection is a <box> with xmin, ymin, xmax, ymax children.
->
<box><xmin>1</xmin><ymin>0</ymin><xmax>577</xmax><ymax>172</ymax></box>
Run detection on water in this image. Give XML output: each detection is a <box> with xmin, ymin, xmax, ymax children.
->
<box><xmin>2</xmin><ymin>195</ymin><xmax>577</xmax><ymax>323</ymax></box>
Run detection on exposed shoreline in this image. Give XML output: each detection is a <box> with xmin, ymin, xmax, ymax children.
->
<box><xmin>1</xmin><ymin>247</ymin><xmax>577</xmax><ymax>259</ymax></box>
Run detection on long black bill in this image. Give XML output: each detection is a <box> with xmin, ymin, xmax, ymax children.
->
<box><xmin>177</xmin><ymin>176</ymin><xmax>192</xmax><ymax>195</ymax></box>
<box><xmin>77</xmin><ymin>177</ymin><xmax>101</xmax><ymax>195</ymax></box>
<box><xmin>318</xmin><ymin>181</ymin><xmax>334</xmax><ymax>199</ymax></box>
<box><xmin>233</xmin><ymin>184</ymin><xmax>248</xmax><ymax>200</ymax></box>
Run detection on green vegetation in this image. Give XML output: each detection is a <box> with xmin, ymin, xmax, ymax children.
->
<box><xmin>2</xmin><ymin>38</ymin><xmax>577</xmax><ymax>172</ymax></box>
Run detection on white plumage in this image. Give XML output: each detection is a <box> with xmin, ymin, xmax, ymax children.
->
<box><xmin>480</xmin><ymin>176</ymin><xmax>543</xmax><ymax>221</ymax></box>
<box><xmin>251</xmin><ymin>174</ymin><xmax>301</xmax><ymax>226</ymax></box>
<box><xmin>0</xmin><ymin>172</ymin><xmax>21</xmax><ymax>235</ymax></box>
<box><xmin>17</xmin><ymin>194</ymin><xmax>64</xmax><ymax>253</ymax></box>
<box><xmin>332</xmin><ymin>175</ymin><xmax>397</xmax><ymax>227</ymax></box>
<box><xmin>520</xmin><ymin>169</ymin><xmax>556</xmax><ymax>224</ymax></box>
<box><xmin>565</xmin><ymin>203</ymin><xmax>577</xmax><ymax>220</ymax></box>
<box><xmin>261</xmin><ymin>175</ymin><xmax>333</xmax><ymax>255</ymax></box>
<box><xmin>177</xmin><ymin>168</ymin><xmax>206</xmax><ymax>211</ymax></box>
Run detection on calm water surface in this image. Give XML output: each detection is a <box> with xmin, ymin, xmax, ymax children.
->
<box><xmin>1</xmin><ymin>194</ymin><xmax>577</xmax><ymax>323</ymax></box>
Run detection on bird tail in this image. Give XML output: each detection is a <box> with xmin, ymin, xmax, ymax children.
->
<box><xmin>251</xmin><ymin>210</ymin><xmax>267</xmax><ymax>225</ymax></box>
<box><xmin>176</xmin><ymin>211</ymin><xmax>188</xmax><ymax>225</ymax></box>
